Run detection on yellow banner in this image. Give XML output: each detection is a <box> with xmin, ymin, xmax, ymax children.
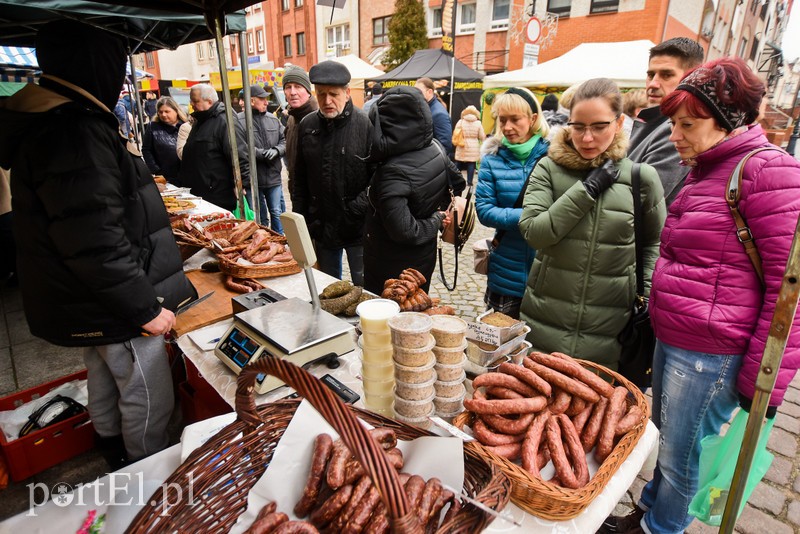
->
<box><xmin>210</xmin><ymin>69</ymin><xmax>285</xmax><ymax>91</ymax></box>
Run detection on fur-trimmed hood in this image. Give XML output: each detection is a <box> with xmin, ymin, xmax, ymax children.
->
<box><xmin>547</xmin><ymin>126</ymin><xmax>628</xmax><ymax>171</ymax></box>
<box><xmin>480</xmin><ymin>135</ymin><xmax>503</xmax><ymax>158</ymax></box>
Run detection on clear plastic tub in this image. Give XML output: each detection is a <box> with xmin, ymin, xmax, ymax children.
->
<box><xmin>361</xmin><ymin>360</ymin><xmax>395</xmax><ymax>381</ymax></box>
<box><xmin>363</xmin><ymin>392</ymin><xmax>395</xmax><ymax>415</ymax></box>
<box><xmin>394</xmin><ymin>392</ymin><xmax>435</xmax><ymax>418</ymax></box>
<box><xmin>362</xmin><ymin>377</ymin><xmax>395</xmax><ymax>397</ymax></box>
<box><xmin>432</xmin><ymin>339</ymin><xmax>467</xmax><ymax>365</ymax></box>
<box><xmin>394</xmin><ymin>356</ymin><xmax>436</xmax><ymax>384</ymax></box>
<box><xmin>434</xmin><ymin>354</ymin><xmax>467</xmax><ymax>382</ymax></box>
<box><xmin>394</xmin><ymin>404</ymin><xmax>435</xmax><ymax>430</ymax></box>
<box><xmin>435</xmin><ymin>405</ymin><xmax>465</xmax><ymax>420</ymax></box>
<box><xmin>466</xmin><ymin>326</ymin><xmax>531</xmax><ymax>367</ymax></box>
<box><xmin>434</xmin><ymin>373</ymin><xmax>466</xmax><ymax>397</ymax></box>
<box><xmin>357</xmin><ymin>298</ymin><xmax>400</xmax><ymax>332</ymax></box>
<box><xmin>392</xmin><ymin>335</ymin><xmax>436</xmax><ymax>367</ymax></box>
<box><xmin>388</xmin><ymin>312</ymin><xmax>433</xmax><ymax>348</ymax></box>
<box><xmin>358</xmin><ymin>335</ymin><xmax>394</xmax><ymax>364</ymax></box>
<box><xmin>430</xmin><ymin>315</ymin><xmax>468</xmax><ymax>348</ymax></box>
<box><xmin>508</xmin><ymin>340</ymin><xmax>532</xmax><ymax>365</ymax></box>
<box><xmin>395</xmin><ymin>375</ymin><xmax>436</xmax><ymax>401</ymax></box>
<box><xmin>434</xmin><ymin>391</ymin><xmax>466</xmax><ymax>414</ymax></box>
<box><xmin>361</xmin><ymin>330</ymin><xmax>392</xmax><ymax>348</ymax></box>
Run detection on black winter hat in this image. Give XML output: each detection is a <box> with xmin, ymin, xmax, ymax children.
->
<box><xmin>309</xmin><ymin>61</ymin><xmax>351</xmax><ymax>86</ymax></box>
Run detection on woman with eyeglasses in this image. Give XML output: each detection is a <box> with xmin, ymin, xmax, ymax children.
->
<box><xmin>518</xmin><ymin>78</ymin><xmax>666</xmax><ymax>369</ymax></box>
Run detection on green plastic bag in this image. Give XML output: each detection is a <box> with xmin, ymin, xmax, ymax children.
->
<box><xmin>689</xmin><ymin>409</ymin><xmax>775</xmax><ymax>525</ymax></box>
<box><xmin>232</xmin><ymin>197</ymin><xmax>255</xmax><ymax>221</ymax></box>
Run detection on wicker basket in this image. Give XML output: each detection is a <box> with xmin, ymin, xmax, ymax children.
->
<box><xmin>453</xmin><ymin>358</ymin><xmax>650</xmax><ymax>521</ymax></box>
<box><xmin>126</xmin><ymin>358</ymin><xmax>511</xmax><ymax>533</ymax></box>
<box><xmin>217</xmin><ymin>253</ymin><xmax>302</xmax><ymax>279</ymax></box>
<box><xmin>204</xmin><ymin>218</ymin><xmax>287</xmax><ymax>247</ymax></box>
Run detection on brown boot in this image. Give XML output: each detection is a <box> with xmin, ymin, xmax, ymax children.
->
<box><xmin>596</xmin><ymin>505</ymin><xmax>645</xmax><ymax>533</ymax></box>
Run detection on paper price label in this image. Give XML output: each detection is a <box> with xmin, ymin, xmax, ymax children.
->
<box><xmin>466</xmin><ymin>321</ymin><xmax>501</xmax><ymax>346</ymax></box>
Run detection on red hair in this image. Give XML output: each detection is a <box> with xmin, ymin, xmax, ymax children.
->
<box><xmin>660</xmin><ymin>89</ymin><xmax>712</xmax><ymax>119</ymax></box>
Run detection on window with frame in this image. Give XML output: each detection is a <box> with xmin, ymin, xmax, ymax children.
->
<box><xmin>208</xmin><ymin>42</ymin><xmax>216</xmax><ymax>59</ymax></box>
<box><xmin>491</xmin><ymin>0</ymin><xmax>510</xmax><ymax>29</ymax></box>
<box><xmin>282</xmin><ymin>0</ymin><xmax>290</xmax><ymax>10</ymax></box>
<box><xmin>145</xmin><ymin>52</ymin><xmax>155</xmax><ymax>68</ymax></box>
<box><xmin>295</xmin><ymin>0</ymin><xmax>304</xmax><ymax>7</ymax></box>
<box><xmin>196</xmin><ymin>43</ymin><xmax>205</xmax><ymax>60</ymax></box>
<box><xmin>749</xmin><ymin>35</ymin><xmax>759</xmax><ymax>61</ymax></box>
<box><xmin>760</xmin><ymin>2</ymin><xmax>768</xmax><ymax>20</ymax></box>
<box><xmin>459</xmin><ymin>3</ymin><xmax>476</xmax><ymax>33</ymax></box>
<box><xmin>431</xmin><ymin>8</ymin><xmax>443</xmax><ymax>37</ymax></box>
<box><xmin>373</xmin><ymin>16</ymin><xmax>391</xmax><ymax>45</ymax></box>
<box><xmin>590</xmin><ymin>0</ymin><xmax>619</xmax><ymax>14</ymax></box>
<box><xmin>326</xmin><ymin>24</ymin><xmax>350</xmax><ymax>55</ymax></box>
<box><xmin>547</xmin><ymin>0</ymin><xmax>571</xmax><ymax>16</ymax></box>
<box><xmin>247</xmin><ymin>32</ymin><xmax>254</xmax><ymax>54</ymax></box>
<box><xmin>256</xmin><ymin>29</ymin><xmax>265</xmax><ymax>52</ymax></box>
<box><xmin>738</xmin><ymin>37</ymin><xmax>748</xmax><ymax>58</ymax></box>
<box><xmin>284</xmin><ymin>35</ymin><xmax>293</xmax><ymax>57</ymax></box>
<box><xmin>297</xmin><ymin>33</ymin><xmax>306</xmax><ymax>55</ymax></box>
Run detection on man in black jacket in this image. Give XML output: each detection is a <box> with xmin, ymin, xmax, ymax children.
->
<box><xmin>292</xmin><ymin>61</ymin><xmax>372</xmax><ymax>285</ymax></box>
<box><xmin>0</xmin><ymin>21</ymin><xmax>196</xmax><ymax>467</ymax></box>
<box><xmin>178</xmin><ymin>83</ymin><xmax>237</xmax><ymax>211</ymax></box>
<box><xmin>235</xmin><ymin>85</ymin><xmax>287</xmax><ymax>233</ymax></box>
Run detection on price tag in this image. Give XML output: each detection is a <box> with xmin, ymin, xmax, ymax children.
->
<box><xmin>466</xmin><ymin>321</ymin><xmax>501</xmax><ymax>346</ymax></box>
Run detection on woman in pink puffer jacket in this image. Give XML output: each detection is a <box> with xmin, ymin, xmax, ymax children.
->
<box><xmin>604</xmin><ymin>57</ymin><xmax>800</xmax><ymax>534</ymax></box>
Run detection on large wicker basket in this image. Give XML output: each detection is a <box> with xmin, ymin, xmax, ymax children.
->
<box><xmin>126</xmin><ymin>357</ymin><xmax>511</xmax><ymax>533</ymax></box>
<box><xmin>453</xmin><ymin>358</ymin><xmax>650</xmax><ymax>521</ymax></box>
<box><xmin>204</xmin><ymin>218</ymin><xmax>287</xmax><ymax>247</ymax></box>
<box><xmin>216</xmin><ymin>252</ymin><xmax>302</xmax><ymax>279</ymax></box>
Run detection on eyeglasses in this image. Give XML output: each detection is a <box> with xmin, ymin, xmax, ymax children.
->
<box><xmin>567</xmin><ymin>119</ymin><xmax>617</xmax><ymax>137</ymax></box>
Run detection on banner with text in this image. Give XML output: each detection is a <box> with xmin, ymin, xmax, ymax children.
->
<box><xmin>441</xmin><ymin>0</ymin><xmax>458</xmax><ymax>56</ymax></box>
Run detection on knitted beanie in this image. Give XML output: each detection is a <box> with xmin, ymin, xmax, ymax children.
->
<box><xmin>283</xmin><ymin>65</ymin><xmax>312</xmax><ymax>94</ymax></box>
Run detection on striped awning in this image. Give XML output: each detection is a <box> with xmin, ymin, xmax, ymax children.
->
<box><xmin>0</xmin><ymin>68</ymin><xmax>38</xmax><ymax>83</ymax></box>
<box><xmin>0</xmin><ymin>46</ymin><xmax>37</xmax><ymax>68</ymax></box>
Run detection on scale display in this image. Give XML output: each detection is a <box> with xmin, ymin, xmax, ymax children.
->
<box><xmin>217</xmin><ymin>326</ymin><xmax>264</xmax><ymax>369</ymax></box>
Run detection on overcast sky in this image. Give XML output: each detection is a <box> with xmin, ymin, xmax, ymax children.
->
<box><xmin>783</xmin><ymin>4</ymin><xmax>799</xmax><ymax>61</ymax></box>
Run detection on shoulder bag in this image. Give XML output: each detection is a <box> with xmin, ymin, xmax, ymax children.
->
<box><xmin>472</xmin><ymin>172</ymin><xmax>532</xmax><ymax>275</ymax></box>
<box><xmin>617</xmin><ymin>163</ymin><xmax>657</xmax><ymax>390</ymax></box>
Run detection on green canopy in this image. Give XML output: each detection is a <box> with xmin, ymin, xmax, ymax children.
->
<box><xmin>0</xmin><ymin>1</ymin><xmax>247</xmax><ymax>52</ymax></box>
<box><xmin>0</xmin><ymin>81</ymin><xmax>26</xmax><ymax>96</ymax></box>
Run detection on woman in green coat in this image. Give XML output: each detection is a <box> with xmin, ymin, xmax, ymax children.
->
<box><xmin>519</xmin><ymin>78</ymin><xmax>666</xmax><ymax>369</ymax></box>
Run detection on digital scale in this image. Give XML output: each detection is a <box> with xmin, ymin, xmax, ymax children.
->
<box><xmin>214</xmin><ymin>212</ymin><xmax>356</xmax><ymax>394</ymax></box>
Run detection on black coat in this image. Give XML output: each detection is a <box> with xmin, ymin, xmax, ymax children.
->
<box><xmin>142</xmin><ymin>120</ymin><xmax>182</xmax><ymax>182</ymax></box>
<box><xmin>292</xmin><ymin>99</ymin><xmax>372</xmax><ymax>248</ymax></box>
<box><xmin>234</xmin><ymin>109</ymin><xmax>285</xmax><ymax>189</ymax></box>
<box><xmin>0</xmin><ymin>83</ymin><xmax>196</xmax><ymax>346</ymax></box>
<box><xmin>363</xmin><ymin>87</ymin><xmax>457</xmax><ymax>294</ymax></box>
<box><xmin>178</xmin><ymin>101</ymin><xmax>236</xmax><ymax>211</ymax></box>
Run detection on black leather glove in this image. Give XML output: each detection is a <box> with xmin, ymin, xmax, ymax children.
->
<box><xmin>583</xmin><ymin>159</ymin><xmax>619</xmax><ymax>199</ymax></box>
<box><xmin>738</xmin><ymin>393</ymin><xmax>777</xmax><ymax>419</ymax></box>
<box><xmin>263</xmin><ymin>148</ymin><xmax>279</xmax><ymax>161</ymax></box>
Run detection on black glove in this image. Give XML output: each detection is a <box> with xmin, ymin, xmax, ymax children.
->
<box><xmin>264</xmin><ymin>148</ymin><xmax>279</xmax><ymax>161</ymax></box>
<box><xmin>583</xmin><ymin>159</ymin><xmax>618</xmax><ymax>199</ymax></box>
<box><xmin>738</xmin><ymin>393</ymin><xmax>777</xmax><ymax>419</ymax></box>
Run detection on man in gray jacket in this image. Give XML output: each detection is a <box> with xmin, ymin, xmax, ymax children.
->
<box><xmin>628</xmin><ymin>38</ymin><xmax>704</xmax><ymax>205</ymax></box>
<box><xmin>235</xmin><ymin>84</ymin><xmax>286</xmax><ymax>233</ymax></box>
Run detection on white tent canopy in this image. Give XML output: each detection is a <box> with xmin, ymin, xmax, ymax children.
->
<box><xmin>483</xmin><ymin>40</ymin><xmax>655</xmax><ymax>90</ymax></box>
<box><xmin>331</xmin><ymin>54</ymin><xmax>384</xmax><ymax>89</ymax></box>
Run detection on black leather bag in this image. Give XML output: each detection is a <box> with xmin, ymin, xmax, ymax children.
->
<box><xmin>617</xmin><ymin>163</ymin><xmax>656</xmax><ymax>390</ymax></box>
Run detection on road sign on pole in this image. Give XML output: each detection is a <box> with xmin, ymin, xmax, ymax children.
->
<box><xmin>526</xmin><ymin>17</ymin><xmax>542</xmax><ymax>44</ymax></box>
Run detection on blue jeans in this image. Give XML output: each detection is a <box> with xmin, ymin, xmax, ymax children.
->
<box><xmin>458</xmin><ymin>161</ymin><xmax>476</xmax><ymax>186</ymax></box>
<box><xmin>315</xmin><ymin>242</ymin><xmax>364</xmax><ymax>286</ymax></box>
<box><xmin>264</xmin><ymin>184</ymin><xmax>285</xmax><ymax>235</ymax></box>
<box><xmin>638</xmin><ymin>340</ymin><xmax>741</xmax><ymax>534</ymax></box>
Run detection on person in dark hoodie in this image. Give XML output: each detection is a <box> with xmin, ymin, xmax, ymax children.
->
<box><xmin>0</xmin><ymin>21</ymin><xmax>196</xmax><ymax>468</ymax></box>
<box><xmin>363</xmin><ymin>86</ymin><xmax>464</xmax><ymax>294</ymax></box>
<box><xmin>178</xmin><ymin>83</ymin><xmax>236</xmax><ymax>211</ymax></box>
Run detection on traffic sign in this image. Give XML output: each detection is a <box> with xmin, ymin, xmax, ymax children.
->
<box><xmin>526</xmin><ymin>17</ymin><xmax>542</xmax><ymax>44</ymax></box>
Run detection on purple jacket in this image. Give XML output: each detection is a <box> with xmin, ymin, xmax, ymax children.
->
<box><xmin>649</xmin><ymin>124</ymin><xmax>800</xmax><ymax>406</ymax></box>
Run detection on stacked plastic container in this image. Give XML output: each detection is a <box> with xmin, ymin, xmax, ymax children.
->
<box><xmin>387</xmin><ymin>312</ymin><xmax>436</xmax><ymax>429</ymax></box>
<box><xmin>357</xmin><ymin>299</ymin><xmax>401</xmax><ymax>417</ymax></box>
<box><xmin>429</xmin><ymin>315</ymin><xmax>468</xmax><ymax>418</ymax></box>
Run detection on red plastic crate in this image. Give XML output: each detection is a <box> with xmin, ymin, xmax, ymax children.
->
<box><xmin>184</xmin><ymin>358</ymin><xmax>233</xmax><ymax>422</ymax></box>
<box><xmin>0</xmin><ymin>370</ymin><xmax>95</xmax><ymax>482</ymax></box>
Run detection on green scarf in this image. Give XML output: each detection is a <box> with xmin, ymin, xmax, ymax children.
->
<box><xmin>502</xmin><ymin>134</ymin><xmax>541</xmax><ymax>161</ymax></box>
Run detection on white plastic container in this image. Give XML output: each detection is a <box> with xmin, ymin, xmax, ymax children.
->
<box><xmin>394</xmin><ymin>392</ymin><xmax>435</xmax><ymax>418</ymax></box>
<box><xmin>388</xmin><ymin>312</ymin><xmax>433</xmax><ymax>349</ymax></box>
<box><xmin>357</xmin><ymin>299</ymin><xmax>400</xmax><ymax>332</ymax></box>
<box><xmin>395</xmin><ymin>375</ymin><xmax>436</xmax><ymax>401</ymax></box>
<box><xmin>432</xmin><ymin>339</ymin><xmax>467</xmax><ymax>365</ymax></box>
<box><xmin>362</xmin><ymin>377</ymin><xmax>395</xmax><ymax>397</ymax></box>
<box><xmin>434</xmin><ymin>354</ymin><xmax>467</xmax><ymax>382</ymax></box>
<box><xmin>434</xmin><ymin>391</ymin><xmax>466</xmax><ymax>414</ymax></box>
<box><xmin>363</xmin><ymin>392</ymin><xmax>395</xmax><ymax>416</ymax></box>
<box><xmin>392</xmin><ymin>335</ymin><xmax>436</xmax><ymax>367</ymax></box>
<box><xmin>474</xmin><ymin>310</ymin><xmax>527</xmax><ymax>344</ymax></box>
<box><xmin>430</xmin><ymin>315</ymin><xmax>468</xmax><ymax>348</ymax></box>
<box><xmin>358</xmin><ymin>335</ymin><xmax>394</xmax><ymax>365</ymax></box>
<box><xmin>466</xmin><ymin>326</ymin><xmax>531</xmax><ymax>367</ymax></box>
<box><xmin>394</xmin><ymin>404</ymin><xmax>435</xmax><ymax>430</ymax></box>
<box><xmin>434</xmin><ymin>373</ymin><xmax>466</xmax><ymax>398</ymax></box>
<box><xmin>394</xmin><ymin>356</ymin><xmax>436</xmax><ymax>384</ymax></box>
<box><xmin>361</xmin><ymin>360</ymin><xmax>395</xmax><ymax>381</ymax></box>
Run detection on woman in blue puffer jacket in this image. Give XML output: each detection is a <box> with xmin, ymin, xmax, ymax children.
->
<box><xmin>475</xmin><ymin>87</ymin><xmax>549</xmax><ymax>319</ymax></box>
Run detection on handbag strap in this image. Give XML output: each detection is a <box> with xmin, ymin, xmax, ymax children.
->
<box><xmin>631</xmin><ymin>163</ymin><xmax>644</xmax><ymax>298</ymax></box>
<box><xmin>726</xmin><ymin>146</ymin><xmax>783</xmax><ymax>287</ymax></box>
<box><xmin>434</xmin><ymin>140</ymin><xmax>461</xmax><ymax>292</ymax></box>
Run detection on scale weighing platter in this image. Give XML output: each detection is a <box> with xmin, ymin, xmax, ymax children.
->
<box><xmin>214</xmin><ymin>297</ymin><xmax>356</xmax><ymax>393</ymax></box>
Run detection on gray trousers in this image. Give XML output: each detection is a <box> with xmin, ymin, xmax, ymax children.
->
<box><xmin>83</xmin><ymin>336</ymin><xmax>174</xmax><ymax>460</ymax></box>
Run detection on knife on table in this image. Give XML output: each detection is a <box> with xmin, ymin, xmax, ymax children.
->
<box><xmin>142</xmin><ymin>292</ymin><xmax>215</xmax><ymax>336</ymax></box>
